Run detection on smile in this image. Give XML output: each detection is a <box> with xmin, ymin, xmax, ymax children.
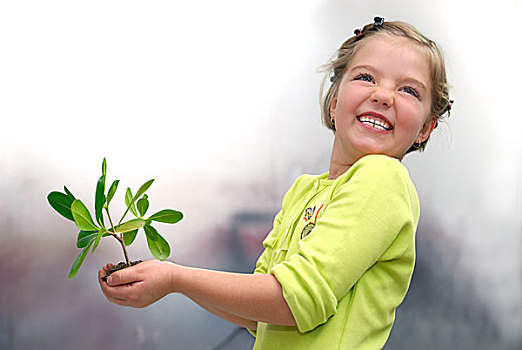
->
<box><xmin>357</xmin><ymin>114</ymin><xmax>394</xmax><ymax>131</ymax></box>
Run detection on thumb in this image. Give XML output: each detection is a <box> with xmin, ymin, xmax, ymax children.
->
<box><xmin>107</xmin><ymin>266</ymin><xmax>140</xmax><ymax>286</ymax></box>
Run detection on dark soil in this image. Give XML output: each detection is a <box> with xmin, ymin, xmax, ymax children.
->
<box><xmin>101</xmin><ymin>260</ymin><xmax>143</xmax><ymax>282</ymax></box>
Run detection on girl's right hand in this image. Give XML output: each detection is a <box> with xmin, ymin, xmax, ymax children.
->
<box><xmin>98</xmin><ymin>260</ymin><xmax>176</xmax><ymax>308</ymax></box>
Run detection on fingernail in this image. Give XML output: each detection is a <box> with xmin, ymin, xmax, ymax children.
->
<box><xmin>107</xmin><ymin>276</ymin><xmax>113</xmax><ymax>286</ymax></box>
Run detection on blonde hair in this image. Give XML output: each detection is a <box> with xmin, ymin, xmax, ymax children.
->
<box><xmin>320</xmin><ymin>19</ymin><xmax>451</xmax><ymax>154</ymax></box>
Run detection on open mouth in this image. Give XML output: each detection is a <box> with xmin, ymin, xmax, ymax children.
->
<box><xmin>357</xmin><ymin>115</ymin><xmax>394</xmax><ymax>131</ymax></box>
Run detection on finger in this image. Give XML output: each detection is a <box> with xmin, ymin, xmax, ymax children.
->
<box><xmin>98</xmin><ymin>268</ymin><xmax>112</xmax><ymax>283</ymax></box>
<box><xmin>106</xmin><ymin>266</ymin><xmax>142</xmax><ymax>287</ymax></box>
<box><xmin>105</xmin><ymin>280</ymin><xmax>144</xmax><ymax>303</ymax></box>
<box><xmin>99</xmin><ymin>272</ymin><xmax>113</xmax><ymax>294</ymax></box>
<box><xmin>98</xmin><ymin>269</ymin><xmax>109</xmax><ymax>283</ymax></box>
<box><xmin>99</xmin><ymin>273</ymin><xmax>134</xmax><ymax>302</ymax></box>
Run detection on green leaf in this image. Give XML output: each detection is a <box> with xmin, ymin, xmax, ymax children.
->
<box><xmin>149</xmin><ymin>209</ymin><xmax>183</xmax><ymax>224</ymax></box>
<box><xmin>91</xmin><ymin>231</ymin><xmax>103</xmax><ymax>253</ymax></box>
<box><xmin>68</xmin><ymin>238</ymin><xmax>95</xmax><ymax>279</ymax></box>
<box><xmin>77</xmin><ymin>230</ymin><xmax>98</xmax><ymax>248</ymax></box>
<box><xmin>125</xmin><ymin>188</ymin><xmax>139</xmax><ymax>217</ymax></box>
<box><xmin>64</xmin><ymin>186</ymin><xmax>76</xmax><ymax>200</ymax></box>
<box><xmin>71</xmin><ymin>199</ymin><xmax>100</xmax><ymax>232</ymax></box>
<box><xmin>137</xmin><ymin>194</ymin><xmax>149</xmax><ymax>217</ymax></box>
<box><xmin>119</xmin><ymin>180</ymin><xmax>154</xmax><ymax>225</ymax></box>
<box><xmin>102</xmin><ymin>158</ymin><xmax>107</xmax><ymax>176</ymax></box>
<box><xmin>115</xmin><ymin>219</ymin><xmax>146</xmax><ymax>234</ymax></box>
<box><xmin>47</xmin><ymin>191</ymin><xmax>75</xmax><ymax>221</ymax></box>
<box><xmin>95</xmin><ymin>175</ymin><xmax>106</xmax><ymax>225</ymax></box>
<box><xmin>123</xmin><ymin>229</ymin><xmax>138</xmax><ymax>246</ymax></box>
<box><xmin>106</xmin><ymin>180</ymin><xmax>119</xmax><ymax>205</ymax></box>
<box><xmin>144</xmin><ymin>225</ymin><xmax>170</xmax><ymax>260</ymax></box>
<box><xmin>134</xmin><ymin>179</ymin><xmax>154</xmax><ymax>200</ymax></box>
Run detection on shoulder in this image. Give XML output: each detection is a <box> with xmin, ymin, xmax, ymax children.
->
<box><xmin>333</xmin><ymin>155</ymin><xmax>419</xmax><ymax>212</ymax></box>
<box><xmin>352</xmin><ymin>154</ymin><xmax>407</xmax><ymax>176</ymax></box>
<box><xmin>339</xmin><ymin>154</ymin><xmax>413</xmax><ymax>189</ymax></box>
<box><xmin>281</xmin><ymin>173</ymin><xmax>322</xmax><ymax>207</ymax></box>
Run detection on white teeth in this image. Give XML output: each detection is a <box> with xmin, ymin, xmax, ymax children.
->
<box><xmin>358</xmin><ymin>116</ymin><xmax>393</xmax><ymax>130</ymax></box>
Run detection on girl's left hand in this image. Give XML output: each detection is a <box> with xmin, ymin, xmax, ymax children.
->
<box><xmin>98</xmin><ymin>259</ymin><xmax>176</xmax><ymax>308</ymax></box>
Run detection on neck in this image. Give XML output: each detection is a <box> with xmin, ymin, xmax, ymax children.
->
<box><xmin>328</xmin><ymin>136</ymin><xmax>404</xmax><ymax>180</ymax></box>
<box><xmin>328</xmin><ymin>136</ymin><xmax>356</xmax><ymax>180</ymax></box>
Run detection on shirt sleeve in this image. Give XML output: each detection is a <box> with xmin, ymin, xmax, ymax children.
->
<box><xmin>253</xmin><ymin>209</ymin><xmax>283</xmax><ymax>275</ymax></box>
<box><xmin>271</xmin><ymin>155</ymin><xmax>419</xmax><ymax>333</ymax></box>
<box><xmin>248</xmin><ymin>175</ymin><xmax>314</xmax><ymax>336</ymax></box>
<box><xmin>253</xmin><ymin>174</ymin><xmax>313</xmax><ymax>275</ymax></box>
<box><xmin>247</xmin><ymin>210</ymin><xmax>283</xmax><ymax>337</ymax></box>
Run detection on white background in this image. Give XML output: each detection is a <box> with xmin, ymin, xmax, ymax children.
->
<box><xmin>1</xmin><ymin>0</ymin><xmax>520</xmax><ymax>348</ymax></box>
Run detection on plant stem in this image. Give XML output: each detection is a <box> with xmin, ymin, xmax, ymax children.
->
<box><xmin>116</xmin><ymin>235</ymin><xmax>131</xmax><ymax>266</ymax></box>
<box><xmin>105</xmin><ymin>207</ymin><xmax>131</xmax><ymax>265</ymax></box>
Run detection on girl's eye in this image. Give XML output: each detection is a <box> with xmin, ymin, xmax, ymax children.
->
<box><xmin>400</xmin><ymin>86</ymin><xmax>420</xmax><ymax>99</ymax></box>
<box><xmin>354</xmin><ymin>73</ymin><xmax>374</xmax><ymax>83</ymax></box>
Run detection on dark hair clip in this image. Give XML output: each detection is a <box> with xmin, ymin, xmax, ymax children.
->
<box><xmin>354</xmin><ymin>28</ymin><xmax>363</xmax><ymax>38</ymax></box>
<box><xmin>446</xmin><ymin>100</ymin><xmax>454</xmax><ymax>112</ymax></box>
<box><xmin>330</xmin><ymin>67</ymin><xmax>343</xmax><ymax>83</ymax></box>
<box><xmin>373</xmin><ymin>16</ymin><xmax>385</xmax><ymax>29</ymax></box>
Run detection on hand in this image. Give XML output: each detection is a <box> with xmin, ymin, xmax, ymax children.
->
<box><xmin>98</xmin><ymin>260</ymin><xmax>176</xmax><ymax>308</ymax></box>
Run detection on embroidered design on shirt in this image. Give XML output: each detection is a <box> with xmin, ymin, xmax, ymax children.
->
<box><xmin>300</xmin><ymin>204</ymin><xmax>324</xmax><ymax>239</ymax></box>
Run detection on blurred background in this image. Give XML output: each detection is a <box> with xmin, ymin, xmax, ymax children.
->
<box><xmin>1</xmin><ymin>0</ymin><xmax>520</xmax><ymax>349</ymax></box>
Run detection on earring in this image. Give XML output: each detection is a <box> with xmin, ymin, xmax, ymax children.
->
<box><xmin>413</xmin><ymin>140</ymin><xmax>422</xmax><ymax>149</ymax></box>
<box><xmin>330</xmin><ymin>117</ymin><xmax>335</xmax><ymax>128</ymax></box>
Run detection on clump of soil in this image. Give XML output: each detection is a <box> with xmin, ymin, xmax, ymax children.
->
<box><xmin>101</xmin><ymin>260</ymin><xmax>143</xmax><ymax>282</ymax></box>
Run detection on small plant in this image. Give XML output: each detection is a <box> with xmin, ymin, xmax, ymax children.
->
<box><xmin>47</xmin><ymin>158</ymin><xmax>183</xmax><ymax>279</ymax></box>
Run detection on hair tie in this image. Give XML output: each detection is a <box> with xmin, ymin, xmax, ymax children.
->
<box><xmin>354</xmin><ymin>28</ymin><xmax>363</xmax><ymax>38</ymax></box>
<box><xmin>373</xmin><ymin>16</ymin><xmax>385</xmax><ymax>29</ymax></box>
<box><xmin>330</xmin><ymin>67</ymin><xmax>344</xmax><ymax>83</ymax></box>
<box><xmin>446</xmin><ymin>100</ymin><xmax>454</xmax><ymax>112</ymax></box>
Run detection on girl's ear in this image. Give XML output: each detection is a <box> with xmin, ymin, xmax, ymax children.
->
<box><xmin>330</xmin><ymin>96</ymin><xmax>338</xmax><ymax>119</ymax></box>
<box><xmin>419</xmin><ymin>115</ymin><xmax>437</xmax><ymax>142</ymax></box>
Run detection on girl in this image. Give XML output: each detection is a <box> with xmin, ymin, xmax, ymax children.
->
<box><xmin>99</xmin><ymin>17</ymin><xmax>452</xmax><ymax>349</ymax></box>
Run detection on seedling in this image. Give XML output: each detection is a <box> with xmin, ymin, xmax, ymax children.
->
<box><xmin>47</xmin><ymin>158</ymin><xmax>183</xmax><ymax>279</ymax></box>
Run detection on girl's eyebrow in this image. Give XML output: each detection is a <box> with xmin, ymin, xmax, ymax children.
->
<box><xmin>349</xmin><ymin>64</ymin><xmax>375</xmax><ymax>73</ymax></box>
<box><xmin>349</xmin><ymin>64</ymin><xmax>428</xmax><ymax>91</ymax></box>
<box><xmin>400</xmin><ymin>77</ymin><xmax>428</xmax><ymax>91</ymax></box>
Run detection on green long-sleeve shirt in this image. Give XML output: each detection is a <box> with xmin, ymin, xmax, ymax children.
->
<box><xmin>252</xmin><ymin>155</ymin><xmax>419</xmax><ymax>349</ymax></box>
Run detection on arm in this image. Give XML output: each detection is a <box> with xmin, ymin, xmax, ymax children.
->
<box><xmin>174</xmin><ymin>265</ymin><xmax>296</xmax><ymax>326</ymax></box>
<box><xmin>99</xmin><ymin>262</ymin><xmax>258</xmax><ymax>329</ymax></box>
<box><xmin>98</xmin><ymin>260</ymin><xmax>296</xmax><ymax>327</ymax></box>
<box><xmin>188</xmin><ymin>296</ymin><xmax>258</xmax><ymax>330</ymax></box>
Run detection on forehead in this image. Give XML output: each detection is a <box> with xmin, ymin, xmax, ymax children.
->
<box><xmin>348</xmin><ymin>35</ymin><xmax>431</xmax><ymax>86</ymax></box>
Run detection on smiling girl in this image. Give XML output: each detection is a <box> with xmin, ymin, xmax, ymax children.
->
<box><xmin>99</xmin><ymin>18</ymin><xmax>452</xmax><ymax>350</ymax></box>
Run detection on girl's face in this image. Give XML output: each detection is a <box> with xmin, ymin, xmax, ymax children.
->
<box><xmin>330</xmin><ymin>35</ymin><xmax>436</xmax><ymax>163</ymax></box>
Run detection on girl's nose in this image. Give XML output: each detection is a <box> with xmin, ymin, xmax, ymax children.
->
<box><xmin>370</xmin><ymin>87</ymin><xmax>394</xmax><ymax>108</ymax></box>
